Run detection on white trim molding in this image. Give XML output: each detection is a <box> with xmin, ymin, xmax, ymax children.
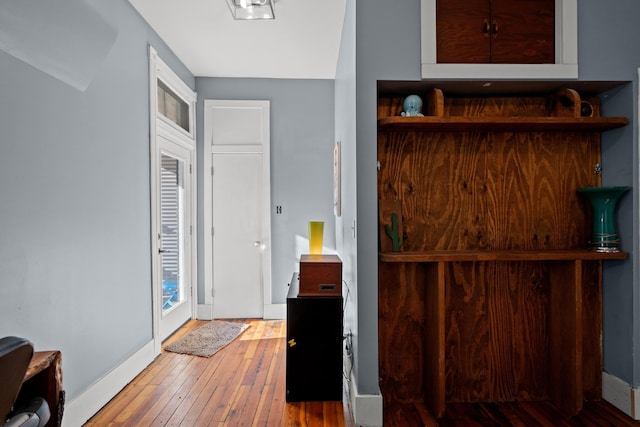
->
<box><xmin>602</xmin><ymin>371</ymin><xmax>640</xmax><ymax>420</ymax></box>
<box><xmin>198</xmin><ymin>304</ymin><xmax>284</xmax><ymax>320</ymax></box>
<box><xmin>345</xmin><ymin>369</ymin><xmax>384</xmax><ymax>427</ymax></box>
<box><xmin>197</xmin><ymin>303</ymin><xmax>214</xmax><ymax>320</ymax></box>
<box><xmin>62</xmin><ymin>341</ymin><xmax>155</xmax><ymax>427</ymax></box>
<box><xmin>203</xmin><ymin>99</ymin><xmax>272</xmax><ymax>319</ymax></box>
<box><xmin>263</xmin><ymin>303</ymin><xmax>286</xmax><ymax>320</ymax></box>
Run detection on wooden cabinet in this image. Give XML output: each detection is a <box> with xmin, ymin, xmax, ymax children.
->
<box><xmin>436</xmin><ymin>0</ymin><xmax>555</xmax><ymax>64</ymax></box>
<box><xmin>377</xmin><ymin>88</ymin><xmax>628</xmax><ymax>420</ymax></box>
<box><xmin>420</xmin><ymin>0</ymin><xmax>578</xmax><ymax>79</ymax></box>
<box><xmin>18</xmin><ymin>351</ymin><xmax>64</xmax><ymax>427</ymax></box>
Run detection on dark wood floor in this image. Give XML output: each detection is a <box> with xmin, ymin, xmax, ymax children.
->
<box><xmin>84</xmin><ymin>318</ymin><xmax>640</xmax><ymax>426</ymax></box>
<box><xmin>384</xmin><ymin>400</ymin><xmax>640</xmax><ymax>426</ymax></box>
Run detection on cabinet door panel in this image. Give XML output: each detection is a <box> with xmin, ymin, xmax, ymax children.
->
<box><xmin>436</xmin><ymin>0</ymin><xmax>555</xmax><ymax>64</ymax></box>
<box><xmin>491</xmin><ymin>0</ymin><xmax>555</xmax><ymax>64</ymax></box>
<box><xmin>436</xmin><ymin>0</ymin><xmax>491</xmax><ymax>63</ymax></box>
<box><xmin>286</xmin><ymin>288</ymin><xmax>343</xmax><ymax>402</ymax></box>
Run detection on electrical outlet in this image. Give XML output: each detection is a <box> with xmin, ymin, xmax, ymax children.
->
<box><xmin>343</xmin><ymin>330</ymin><xmax>353</xmax><ymax>380</ymax></box>
<box><xmin>344</xmin><ymin>331</ymin><xmax>353</xmax><ymax>356</ymax></box>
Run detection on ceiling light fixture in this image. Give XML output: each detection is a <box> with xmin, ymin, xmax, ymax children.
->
<box><xmin>226</xmin><ymin>0</ymin><xmax>275</xmax><ymax>20</ymax></box>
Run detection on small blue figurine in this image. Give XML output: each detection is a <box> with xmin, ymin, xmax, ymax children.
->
<box><xmin>401</xmin><ymin>94</ymin><xmax>423</xmax><ymax>117</ymax></box>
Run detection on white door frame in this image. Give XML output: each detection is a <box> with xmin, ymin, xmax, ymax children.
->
<box><xmin>149</xmin><ymin>46</ymin><xmax>197</xmax><ymax>354</ymax></box>
<box><xmin>202</xmin><ymin>99</ymin><xmax>273</xmax><ymax>319</ymax></box>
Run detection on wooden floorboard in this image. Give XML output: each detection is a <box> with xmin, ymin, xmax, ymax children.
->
<box><xmin>384</xmin><ymin>400</ymin><xmax>640</xmax><ymax>427</ymax></box>
<box><xmin>84</xmin><ymin>319</ymin><xmax>354</xmax><ymax>427</ymax></box>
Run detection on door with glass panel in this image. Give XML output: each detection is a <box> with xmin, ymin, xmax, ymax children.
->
<box><xmin>157</xmin><ymin>136</ymin><xmax>193</xmax><ymax>340</ymax></box>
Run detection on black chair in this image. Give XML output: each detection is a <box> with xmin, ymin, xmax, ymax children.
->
<box><xmin>0</xmin><ymin>337</ymin><xmax>50</xmax><ymax>427</ymax></box>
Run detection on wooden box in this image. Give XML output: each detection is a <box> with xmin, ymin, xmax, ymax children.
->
<box><xmin>298</xmin><ymin>254</ymin><xmax>342</xmax><ymax>297</ymax></box>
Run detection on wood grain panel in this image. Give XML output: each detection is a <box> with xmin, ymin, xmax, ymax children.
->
<box><xmin>582</xmin><ymin>260</ymin><xmax>603</xmax><ymax>400</ymax></box>
<box><xmin>549</xmin><ymin>260</ymin><xmax>583</xmax><ymax>416</ymax></box>
<box><xmin>485</xmin><ymin>262</ymin><xmax>549</xmax><ymax>402</ymax></box>
<box><xmin>424</xmin><ymin>262</ymin><xmax>446</xmax><ymax>417</ymax></box>
<box><xmin>445</xmin><ymin>261</ymin><xmax>490</xmax><ymax>402</ymax></box>
<box><xmin>379</xmin><ymin>262</ymin><xmax>426</xmax><ymax>403</ymax></box>
<box><xmin>491</xmin><ymin>0</ymin><xmax>555</xmax><ymax>64</ymax></box>
<box><xmin>445</xmin><ymin>261</ymin><xmax>549</xmax><ymax>403</ymax></box>
<box><xmin>378</xmin><ymin>96</ymin><xmax>405</xmax><ymax>118</ymax></box>
<box><xmin>484</xmin><ymin>131</ymin><xmax>600</xmax><ymax>250</ymax></box>
<box><xmin>380</xmin><ymin>128</ymin><xmax>600</xmax><ymax>252</ymax></box>
<box><xmin>378</xmin><ymin>130</ymin><xmax>487</xmax><ymax>251</ymax></box>
<box><xmin>436</xmin><ymin>0</ymin><xmax>491</xmax><ymax>63</ymax></box>
<box><xmin>445</xmin><ymin>96</ymin><xmax>550</xmax><ymax>117</ymax></box>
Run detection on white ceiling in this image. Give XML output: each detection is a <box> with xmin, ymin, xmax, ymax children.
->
<box><xmin>128</xmin><ymin>0</ymin><xmax>346</xmax><ymax>79</ymax></box>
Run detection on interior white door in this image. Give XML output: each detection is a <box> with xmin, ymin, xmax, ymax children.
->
<box><xmin>205</xmin><ymin>100</ymin><xmax>271</xmax><ymax>319</ymax></box>
<box><xmin>212</xmin><ymin>152</ymin><xmax>263</xmax><ymax>318</ymax></box>
<box><xmin>157</xmin><ymin>136</ymin><xmax>193</xmax><ymax>339</ymax></box>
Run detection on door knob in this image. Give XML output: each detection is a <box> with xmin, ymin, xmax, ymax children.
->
<box><xmin>483</xmin><ymin>19</ymin><xmax>490</xmax><ymax>38</ymax></box>
<box><xmin>254</xmin><ymin>241</ymin><xmax>261</xmax><ymax>247</ymax></box>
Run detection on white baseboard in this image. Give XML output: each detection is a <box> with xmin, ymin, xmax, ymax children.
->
<box><xmin>62</xmin><ymin>340</ymin><xmax>156</xmax><ymax>427</ymax></box>
<box><xmin>197</xmin><ymin>303</ymin><xmax>286</xmax><ymax>320</ymax></box>
<box><xmin>345</xmin><ymin>368</ymin><xmax>383</xmax><ymax>427</ymax></box>
<box><xmin>196</xmin><ymin>303</ymin><xmax>214</xmax><ymax>320</ymax></box>
<box><xmin>602</xmin><ymin>371</ymin><xmax>640</xmax><ymax>420</ymax></box>
<box><xmin>263</xmin><ymin>303</ymin><xmax>286</xmax><ymax>319</ymax></box>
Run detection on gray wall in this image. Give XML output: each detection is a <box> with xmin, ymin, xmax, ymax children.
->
<box><xmin>335</xmin><ymin>0</ymin><xmax>358</xmax><ymax>381</ymax></box>
<box><xmin>195</xmin><ymin>78</ymin><xmax>336</xmax><ymax>305</ymax></box>
<box><xmin>0</xmin><ymin>0</ymin><xmax>193</xmax><ymax>400</ymax></box>
<box><xmin>599</xmin><ymin>85</ymin><xmax>636</xmax><ymax>383</ymax></box>
<box><xmin>577</xmin><ymin>0</ymin><xmax>640</xmax><ymax>387</ymax></box>
<box><xmin>355</xmin><ymin>0</ymin><xmax>424</xmax><ymax>396</ymax></box>
<box><xmin>343</xmin><ymin>0</ymin><xmax>640</xmax><ymax>397</ymax></box>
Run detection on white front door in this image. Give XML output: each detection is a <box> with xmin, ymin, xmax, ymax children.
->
<box><xmin>204</xmin><ymin>100</ymin><xmax>271</xmax><ymax>319</ymax></box>
<box><xmin>157</xmin><ymin>136</ymin><xmax>193</xmax><ymax>339</ymax></box>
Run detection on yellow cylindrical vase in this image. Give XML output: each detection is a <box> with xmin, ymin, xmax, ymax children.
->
<box><xmin>308</xmin><ymin>221</ymin><xmax>324</xmax><ymax>254</ymax></box>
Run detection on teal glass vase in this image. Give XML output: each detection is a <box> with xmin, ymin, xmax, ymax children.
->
<box><xmin>578</xmin><ymin>186</ymin><xmax>630</xmax><ymax>252</ymax></box>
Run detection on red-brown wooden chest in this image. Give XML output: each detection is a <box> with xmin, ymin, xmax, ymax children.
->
<box><xmin>298</xmin><ymin>254</ymin><xmax>342</xmax><ymax>297</ymax></box>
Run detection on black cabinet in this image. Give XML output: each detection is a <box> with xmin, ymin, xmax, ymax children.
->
<box><xmin>286</xmin><ymin>273</ymin><xmax>343</xmax><ymax>402</ymax></box>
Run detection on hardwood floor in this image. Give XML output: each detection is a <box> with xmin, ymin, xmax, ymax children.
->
<box><xmin>85</xmin><ymin>318</ymin><xmax>640</xmax><ymax>426</ymax></box>
<box><xmin>85</xmin><ymin>319</ymin><xmax>354</xmax><ymax>427</ymax></box>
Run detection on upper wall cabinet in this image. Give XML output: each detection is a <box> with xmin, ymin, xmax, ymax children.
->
<box><xmin>421</xmin><ymin>0</ymin><xmax>577</xmax><ymax>79</ymax></box>
<box><xmin>436</xmin><ymin>0</ymin><xmax>554</xmax><ymax>64</ymax></box>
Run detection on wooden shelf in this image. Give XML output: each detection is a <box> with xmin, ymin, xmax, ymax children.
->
<box><xmin>378</xmin><ymin>116</ymin><xmax>629</xmax><ymax>132</ymax></box>
<box><xmin>379</xmin><ymin>250</ymin><xmax>628</xmax><ymax>263</ymax></box>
